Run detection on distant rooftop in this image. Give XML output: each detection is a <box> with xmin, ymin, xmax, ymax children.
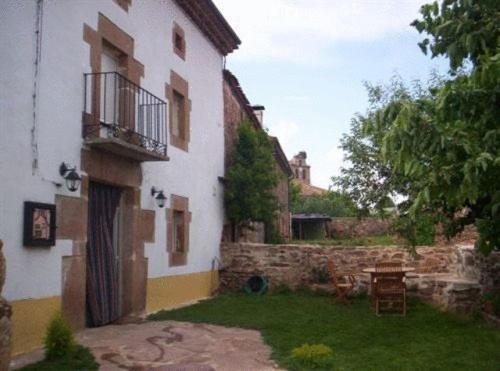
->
<box><xmin>292</xmin><ymin>213</ymin><xmax>331</xmax><ymax>221</ymax></box>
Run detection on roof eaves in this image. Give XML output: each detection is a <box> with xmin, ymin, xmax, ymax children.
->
<box><xmin>223</xmin><ymin>69</ymin><xmax>262</xmax><ymax>129</ymax></box>
<box><xmin>174</xmin><ymin>0</ymin><xmax>241</xmax><ymax>55</ymax></box>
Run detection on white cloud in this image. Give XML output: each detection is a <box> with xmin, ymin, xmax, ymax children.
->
<box><xmin>266</xmin><ymin>119</ymin><xmax>299</xmax><ymax>148</ymax></box>
<box><xmin>311</xmin><ymin>146</ymin><xmax>345</xmax><ymax>189</ymax></box>
<box><xmin>325</xmin><ymin>146</ymin><xmax>345</xmax><ymax>177</ymax></box>
<box><xmin>214</xmin><ymin>0</ymin><xmax>424</xmax><ymax>64</ymax></box>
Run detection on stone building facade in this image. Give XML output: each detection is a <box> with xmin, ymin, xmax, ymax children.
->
<box><xmin>290</xmin><ymin>151</ymin><xmax>311</xmax><ymax>184</ymax></box>
<box><xmin>222</xmin><ymin>70</ymin><xmax>292</xmax><ymax>243</ymax></box>
<box><xmin>289</xmin><ymin>151</ymin><xmax>327</xmax><ymax>196</ymax></box>
<box><xmin>1</xmin><ymin>0</ymin><xmax>239</xmax><ymax>355</ymax></box>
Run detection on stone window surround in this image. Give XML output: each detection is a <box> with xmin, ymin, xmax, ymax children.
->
<box><xmin>84</xmin><ymin>13</ymin><xmax>144</xmax><ymax>83</ymax></box>
<box><xmin>172</xmin><ymin>22</ymin><xmax>186</xmax><ymax>60</ymax></box>
<box><xmin>165</xmin><ymin>71</ymin><xmax>191</xmax><ymax>152</ymax></box>
<box><xmin>167</xmin><ymin>195</ymin><xmax>191</xmax><ymax>267</ymax></box>
<box><xmin>83</xmin><ymin>13</ymin><xmax>144</xmax><ymax>138</ymax></box>
<box><xmin>55</xmin><ymin>149</ymin><xmax>155</xmax><ymax>330</ymax></box>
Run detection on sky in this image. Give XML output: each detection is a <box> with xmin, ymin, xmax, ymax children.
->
<box><xmin>213</xmin><ymin>0</ymin><xmax>448</xmax><ymax>189</ymax></box>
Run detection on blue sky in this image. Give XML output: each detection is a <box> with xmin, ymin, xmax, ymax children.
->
<box><xmin>214</xmin><ymin>0</ymin><xmax>448</xmax><ymax>188</ymax></box>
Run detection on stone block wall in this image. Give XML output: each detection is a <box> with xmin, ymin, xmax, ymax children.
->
<box><xmin>220</xmin><ymin>243</ymin><xmax>455</xmax><ymax>290</ymax></box>
<box><xmin>454</xmin><ymin>245</ymin><xmax>500</xmax><ymax>293</ymax></box>
<box><xmin>220</xmin><ymin>242</ymin><xmax>500</xmax><ymax>314</ymax></box>
<box><xmin>327</xmin><ymin>217</ymin><xmax>390</xmax><ymax>238</ymax></box>
<box><xmin>435</xmin><ymin>224</ymin><xmax>478</xmax><ymax>246</ymax></box>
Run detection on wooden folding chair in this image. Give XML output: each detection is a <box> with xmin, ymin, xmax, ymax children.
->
<box><xmin>374</xmin><ymin>262</ymin><xmax>406</xmax><ymax>316</ymax></box>
<box><xmin>327</xmin><ymin>259</ymin><xmax>356</xmax><ymax>304</ymax></box>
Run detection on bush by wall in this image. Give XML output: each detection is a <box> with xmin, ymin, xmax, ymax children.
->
<box><xmin>44</xmin><ymin>313</ymin><xmax>76</xmax><ymax>360</ymax></box>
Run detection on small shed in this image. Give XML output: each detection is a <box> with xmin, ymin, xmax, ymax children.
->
<box><xmin>292</xmin><ymin>213</ymin><xmax>332</xmax><ymax>240</ymax></box>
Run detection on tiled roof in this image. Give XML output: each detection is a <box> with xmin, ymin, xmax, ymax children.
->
<box><xmin>223</xmin><ymin>69</ymin><xmax>262</xmax><ymax>129</ymax></box>
<box><xmin>292</xmin><ymin>213</ymin><xmax>331</xmax><ymax>221</ymax></box>
<box><xmin>294</xmin><ymin>180</ymin><xmax>328</xmax><ymax>196</ymax></box>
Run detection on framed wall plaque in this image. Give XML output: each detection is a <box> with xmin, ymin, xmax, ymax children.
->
<box><xmin>23</xmin><ymin>201</ymin><xmax>56</xmax><ymax>247</ymax></box>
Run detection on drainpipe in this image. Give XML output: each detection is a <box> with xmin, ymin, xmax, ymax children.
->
<box><xmin>31</xmin><ymin>0</ymin><xmax>44</xmax><ymax>174</ymax></box>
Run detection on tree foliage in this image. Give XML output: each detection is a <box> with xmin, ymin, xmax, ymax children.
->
<box><xmin>335</xmin><ymin>0</ymin><xmax>500</xmax><ymax>253</ymax></box>
<box><xmin>331</xmin><ymin>78</ymin><xmax>421</xmax><ymax>216</ymax></box>
<box><xmin>225</xmin><ymin>122</ymin><xmax>279</xmax><ymax>227</ymax></box>
<box><xmin>404</xmin><ymin>0</ymin><xmax>499</xmax><ymax>253</ymax></box>
<box><xmin>291</xmin><ymin>189</ymin><xmax>358</xmax><ymax>218</ymax></box>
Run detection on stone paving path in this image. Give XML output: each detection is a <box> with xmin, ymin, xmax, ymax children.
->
<box><xmin>76</xmin><ymin>320</ymin><xmax>281</xmax><ymax>371</ymax></box>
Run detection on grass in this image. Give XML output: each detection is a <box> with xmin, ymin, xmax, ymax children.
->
<box><xmin>149</xmin><ymin>291</ymin><xmax>500</xmax><ymax>371</ymax></box>
<box><xmin>291</xmin><ymin>234</ymin><xmax>397</xmax><ymax>246</ymax></box>
<box><xmin>20</xmin><ymin>345</ymin><xmax>99</xmax><ymax>371</ymax></box>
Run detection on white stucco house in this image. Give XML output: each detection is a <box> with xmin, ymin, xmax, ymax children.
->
<box><xmin>0</xmin><ymin>0</ymin><xmax>240</xmax><ymax>355</ymax></box>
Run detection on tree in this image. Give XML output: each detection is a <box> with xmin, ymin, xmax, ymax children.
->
<box><xmin>334</xmin><ymin>0</ymin><xmax>500</xmax><ymax>253</ymax></box>
<box><xmin>332</xmin><ymin>76</ymin><xmax>431</xmax><ymax>216</ymax></box>
<box><xmin>396</xmin><ymin>0</ymin><xmax>500</xmax><ymax>253</ymax></box>
<box><xmin>291</xmin><ymin>190</ymin><xmax>358</xmax><ymax>218</ymax></box>
<box><xmin>225</xmin><ymin>122</ymin><xmax>279</xmax><ymax>228</ymax></box>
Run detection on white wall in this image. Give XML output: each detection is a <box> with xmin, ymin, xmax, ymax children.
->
<box><xmin>0</xmin><ymin>0</ymin><xmax>225</xmax><ymax>301</ymax></box>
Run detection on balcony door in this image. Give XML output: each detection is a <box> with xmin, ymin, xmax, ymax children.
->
<box><xmin>100</xmin><ymin>48</ymin><xmax>120</xmax><ymax>125</ymax></box>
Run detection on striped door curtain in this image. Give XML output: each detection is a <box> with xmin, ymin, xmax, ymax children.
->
<box><xmin>86</xmin><ymin>182</ymin><xmax>122</xmax><ymax>327</ymax></box>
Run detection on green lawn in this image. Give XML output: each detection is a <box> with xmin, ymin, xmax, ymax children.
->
<box><xmin>291</xmin><ymin>234</ymin><xmax>397</xmax><ymax>246</ymax></box>
<box><xmin>149</xmin><ymin>292</ymin><xmax>500</xmax><ymax>371</ymax></box>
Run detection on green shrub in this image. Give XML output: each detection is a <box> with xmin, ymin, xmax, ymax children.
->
<box><xmin>391</xmin><ymin>214</ymin><xmax>435</xmax><ymax>247</ymax></box>
<box><xmin>265</xmin><ymin>223</ymin><xmax>285</xmax><ymax>244</ymax></box>
<box><xmin>289</xmin><ymin>343</ymin><xmax>334</xmax><ymax>369</ymax></box>
<box><xmin>21</xmin><ymin>345</ymin><xmax>98</xmax><ymax>371</ymax></box>
<box><xmin>44</xmin><ymin>312</ymin><xmax>76</xmax><ymax>360</ymax></box>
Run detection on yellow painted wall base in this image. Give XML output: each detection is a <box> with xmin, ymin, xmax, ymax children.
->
<box><xmin>146</xmin><ymin>270</ymin><xmax>218</xmax><ymax>314</ymax></box>
<box><xmin>11</xmin><ymin>296</ymin><xmax>61</xmax><ymax>356</ymax></box>
<box><xmin>10</xmin><ymin>271</ymin><xmax>218</xmax><ymax>356</ymax></box>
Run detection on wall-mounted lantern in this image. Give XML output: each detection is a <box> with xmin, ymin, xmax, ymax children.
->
<box><xmin>59</xmin><ymin>162</ymin><xmax>82</xmax><ymax>192</ymax></box>
<box><xmin>151</xmin><ymin>187</ymin><xmax>167</xmax><ymax>208</ymax></box>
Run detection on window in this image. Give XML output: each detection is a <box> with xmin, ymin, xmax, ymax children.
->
<box><xmin>173</xmin><ymin>210</ymin><xmax>185</xmax><ymax>253</ymax></box>
<box><xmin>171</xmin><ymin>90</ymin><xmax>186</xmax><ymax>140</ymax></box>
<box><xmin>172</xmin><ymin>23</ymin><xmax>186</xmax><ymax>60</ymax></box>
<box><xmin>167</xmin><ymin>195</ymin><xmax>190</xmax><ymax>266</ymax></box>
<box><xmin>168</xmin><ymin>71</ymin><xmax>190</xmax><ymax>152</ymax></box>
<box><xmin>175</xmin><ymin>33</ymin><xmax>183</xmax><ymax>52</ymax></box>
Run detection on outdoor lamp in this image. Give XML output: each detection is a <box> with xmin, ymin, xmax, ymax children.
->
<box><xmin>59</xmin><ymin>162</ymin><xmax>82</xmax><ymax>192</ymax></box>
<box><xmin>151</xmin><ymin>187</ymin><xmax>167</xmax><ymax>208</ymax></box>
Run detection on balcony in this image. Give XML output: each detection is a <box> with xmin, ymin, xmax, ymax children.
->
<box><xmin>83</xmin><ymin>72</ymin><xmax>168</xmax><ymax>161</ymax></box>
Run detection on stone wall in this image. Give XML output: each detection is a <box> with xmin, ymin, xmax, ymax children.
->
<box><xmin>220</xmin><ymin>243</ymin><xmax>456</xmax><ymax>291</ymax></box>
<box><xmin>435</xmin><ymin>224</ymin><xmax>478</xmax><ymax>246</ymax></box>
<box><xmin>327</xmin><ymin>217</ymin><xmax>390</xmax><ymax>238</ymax></box>
<box><xmin>220</xmin><ymin>242</ymin><xmax>500</xmax><ymax>314</ymax></box>
<box><xmin>0</xmin><ymin>240</ymin><xmax>12</xmax><ymax>369</ymax></box>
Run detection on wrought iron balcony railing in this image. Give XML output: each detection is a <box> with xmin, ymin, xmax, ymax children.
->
<box><xmin>83</xmin><ymin>72</ymin><xmax>167</xmax><ymax>157</ymax></box>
